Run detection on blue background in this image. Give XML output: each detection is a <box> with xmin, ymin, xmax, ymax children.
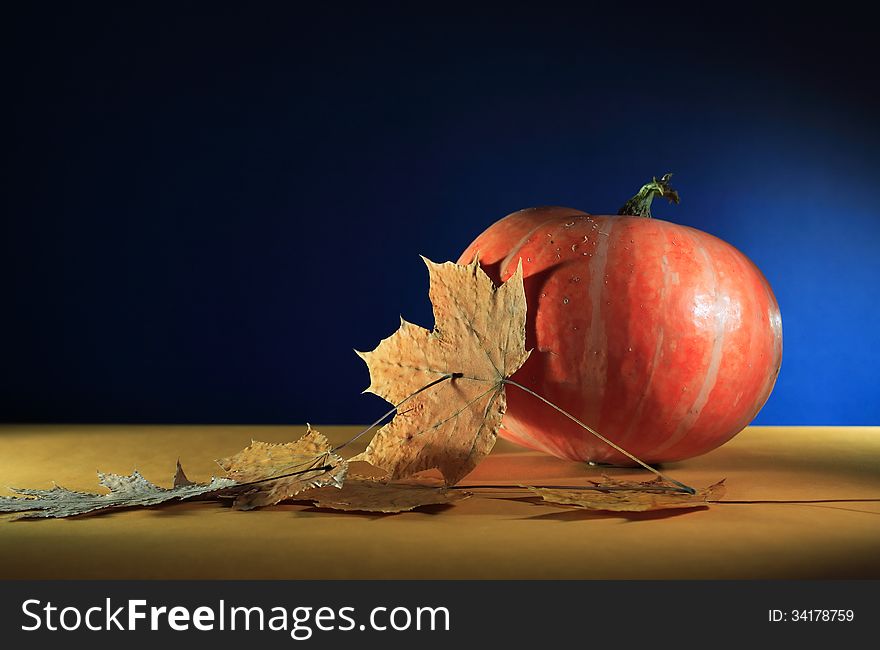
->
<box><xmin>3</xmin><ymin>3</ymin><xmax>878</xmax><ymax>425</ymax></box>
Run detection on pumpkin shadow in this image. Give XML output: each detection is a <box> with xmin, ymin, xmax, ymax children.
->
<box><xmin>697</xmin><ymin>444</ymin><xmax>880</xmax><ymax>480</ymax></box>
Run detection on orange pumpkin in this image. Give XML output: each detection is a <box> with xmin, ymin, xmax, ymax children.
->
<box><xmin>458</xmin><ymin>176</ymin><xmax>782</xmax><ymax>464</ymax></box>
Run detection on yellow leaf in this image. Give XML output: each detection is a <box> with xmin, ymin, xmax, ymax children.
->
<box><xmin>527</xmin><ymin>476</ymin><xmax>725</xmax><ymax>512</ymax></box>
<box><xmin>217</xmin><ymin>425</ymin><xmax>347</xmax><ymax>510</ymax></box>
<box><xmin>353</xmin><ymin>257</ymin><xmax>529</xmax><ymax>485</ymax></box>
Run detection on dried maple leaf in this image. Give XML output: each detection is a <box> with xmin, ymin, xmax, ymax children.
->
<box><xmin>353</xmin><ymin>257</ymin><xmax>529</xmax><ymax>485</ymax></box>
<box><xmin>294</xmin><ymin>477</ymin><xmax>470</xmax><ymax>513</ymax></box>
<box><xmin>217</xmin><ymin>425</ymin><xmax>347</xmax><ymax>510</ymax></box>
<box><xmin>526</xmin><ymin>476</ymin><xmax>725</xmax><ymax>512</ymax></box>
<box><xmin>0</xmin><ymin>464</ymin><xmax>235</xmax><ymax>519</ymax></box>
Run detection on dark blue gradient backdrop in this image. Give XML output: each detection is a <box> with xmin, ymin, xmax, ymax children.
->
<box><xmin>3</xmin><ymin>4</ymin><xmax>879</xmax><ymax>425</ymax></box>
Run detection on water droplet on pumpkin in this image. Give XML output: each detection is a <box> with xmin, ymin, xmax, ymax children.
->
<box><xmin>562</xmin><ymin>297</ymin><xmax>569</xmax><ymax>304</ymax></box>
<box><xmin>573</xmin><ymin>276</ymin><xmax>581</xmax><ymax>282</ymax></box>
<box><xmin>540</xmin><ymin>292</ymin><xmax>546</xmax><ymax>298</ymax></box>
<box><xmin>571</xmin><ymin>243</ymin><xmax>578</xmax><ymax>252</ymax></box>
<box><xmin>526</xmin><ymin>257</ymin><xmax>531</xmax><ymax>262</ymax></box>
<box><xmin>564</xmin><ymin>221</ymin><xmax>575</xmax><ymax>227</ymax></box>
<box><xmin>627</xmin><ymin>347</ymin><xmax>633</xmax><ymax>352</ymax></box>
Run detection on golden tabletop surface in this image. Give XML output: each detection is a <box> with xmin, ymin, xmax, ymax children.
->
<box><xmin>0</xmin><ymin>424</ymin><xmax>878</xmax><ymax>579</ymax></box>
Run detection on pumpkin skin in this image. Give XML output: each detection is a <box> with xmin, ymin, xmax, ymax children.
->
<box><xmin>458</xmin><ymin>206</ymin><xmax>782</xmax><ymax>464</ymax></box>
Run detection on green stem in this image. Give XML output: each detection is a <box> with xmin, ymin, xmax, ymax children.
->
<box><xmin>618</xmin><ymin>173</ymin><xmax>680</xmax><ymax>218</ymax></box>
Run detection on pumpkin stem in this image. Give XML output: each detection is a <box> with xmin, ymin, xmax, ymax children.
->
<box><xmin>618</xmin><ymin>173</ymin><xmax>680</xmax><ymax>218</ymax></box>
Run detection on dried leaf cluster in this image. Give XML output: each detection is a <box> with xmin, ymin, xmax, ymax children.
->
<box><xmin>527</xmin><ymin>476</ymin><xmax>725</xmax><ymax>512</ymax></box>
<box><xmin>0</xmin><ymin>258</ymin><xmax>721</xmax><ymax>519</ymax></box>
<box><xmin>0</xmin><ymin>466</ymin><xmax>235</xmax><ymax>519</ymax></box>
<box><xmin>216</xmin><ymin>427</ymin><xmax>347</xmax><ymax>510</ymax></box>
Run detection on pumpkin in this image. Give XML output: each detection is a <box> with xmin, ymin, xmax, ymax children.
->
<box><xmin>458</xmin><ymin>175</ymin><xmax>782</xmax><ymax>464</ymax></box>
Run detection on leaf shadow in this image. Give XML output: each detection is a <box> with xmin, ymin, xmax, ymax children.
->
<box><xmin>493</xmin><ymin>495</ymin><xmax>710</xmax><ymax>521</ymax></box>
<box><xmin>522</xmin><ymin>505</ymin><xmax>710</xmax><ymax>522</ymax></box>
<box><xmin>296</xmin><ymin>502</ymin><xmax>459</xmax><ymax>519</ymax></box>
<box><xmin>143</xmin><ymin>501</ymin><xmax>224</xmax><ymax>517</ymax></box>
<box><xmin>12</xmin><ymin>500</ymin><xmax>228</xmax><ymax>521</ymax></box>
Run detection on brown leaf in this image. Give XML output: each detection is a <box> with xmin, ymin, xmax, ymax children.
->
<box><xmin>353</xmin><ymin>257</ymin><xmax>530</xmax><ymax>485</ymax></box>
<box><xmin>217</xmin><ymin>425</ymin><xmax>347</xmax><ymax>510</ymax></box>
<box><xmin>172</xmin><ymin>459</ymin><xmax>195</xmax><ymax>488</ymax></box>
<box><xmin>295</xmin><ymin>478</ymin><xmax>470</xmax><ymax>513</ymax></box>
<box><xmin>527</xmin><ymin>476</ymin><xmax>726</xmax><ymax>512</ymax></box>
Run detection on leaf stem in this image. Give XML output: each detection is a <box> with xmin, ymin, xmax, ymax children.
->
<box><xmin>225</xmin><ymin>462</ymin><xmax>336</xmax><ymax>490</ymax></box>
<box><xmin>503</xmin><ymin>379</ymin><xmax>695</xmax><ymax>494</ymax></box>
<box><xmin>225</xmin><ymin>374</ymin><xmax>464</xmax><ymax>491</ymax></box>
<box><xmin>332</xmin><ymin>373</ymin><xmax>458</xmax><ymax>453</ymax></box>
